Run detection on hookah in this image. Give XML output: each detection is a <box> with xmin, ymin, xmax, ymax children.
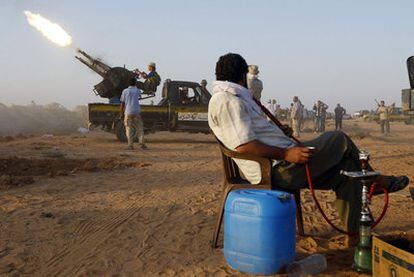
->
<box><xmin>340</xmin><ymin>150</ymin><xmax>381</xmax><ymax>273</ymax></box>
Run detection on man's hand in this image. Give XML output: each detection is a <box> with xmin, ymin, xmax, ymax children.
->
<box><xmin>284</xmin><ymin>147</ymin><xmax>312</xmax><ymax>164</ymax></box>
<box><xmin>140</xmin><ymin>72</ymin><xmax>148</xmax><ymax>79</ymax></box>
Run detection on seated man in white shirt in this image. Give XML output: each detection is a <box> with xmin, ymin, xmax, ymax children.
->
<box><xmin>208</xmin><ymin>53</ymin><xmax>409</xmax><ymax>245</ymax></box>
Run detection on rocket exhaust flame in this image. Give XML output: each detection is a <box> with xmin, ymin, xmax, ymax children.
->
<box><xmin>23</xmin><ymin>11</ymin><xmax>72</xmax><ymax>47</ymax></box>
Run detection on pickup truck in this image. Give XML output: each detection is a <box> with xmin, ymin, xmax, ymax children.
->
<box><xmin>88</xmin><ymin>79</ymin><xmax>211</xmax><ymax>141</ymax></box>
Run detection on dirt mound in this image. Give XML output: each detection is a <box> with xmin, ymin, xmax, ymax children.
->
<box><xmin>0</xmin><ymin>157</ymin><xmax>151</xmax><ymax>189</ymax></box>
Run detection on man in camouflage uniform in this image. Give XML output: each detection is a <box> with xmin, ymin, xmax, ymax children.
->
<box><xmin>135</xmin><ymin>62</ymin><xmax>161</xmax><ymax>94</ymax></box>
<box><xmin>376</xmin><ymin>100</ymin><xmax>394</xmax><ymax>134</ymax></box>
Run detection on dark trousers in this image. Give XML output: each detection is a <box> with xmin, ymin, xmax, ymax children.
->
<box><xmin>380</xmin><ymin>120</ymin><xmax>390</xmax><ymax>134</ymax></box>
<box><xmin>271</xmin><ymin>131</ymin><xmax>362</xmax><ymax>232</ymax></box>
<box><xmin>136</xmin><ymin>81</ymin><xmax>156</xmax><ymax>93</ymax></box>
<box><xmin>335</xmin><ymin>117</ymin><xmax>343</xmax><ymax>130</ymax></box>
<box><xmin>315</xmin><ymin>117</ymin><xmax>322</xmax><ymax>132</ymax></box>
<box><xmin>321</xmin><ymin>117</ymin><xmax>326</xmax><ymax>132</ymax></box>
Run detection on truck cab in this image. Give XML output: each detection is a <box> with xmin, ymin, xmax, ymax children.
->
<box><xmin>159</xmin><ymin>79</ymin><xmax>210</xmax><ymax>106</ymax></box>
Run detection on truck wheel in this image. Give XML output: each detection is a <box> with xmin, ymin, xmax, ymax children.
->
<box><xmin>115</xmin><ymin>121</ymin><xmax>127</xmax><ymax>142</ymax></box>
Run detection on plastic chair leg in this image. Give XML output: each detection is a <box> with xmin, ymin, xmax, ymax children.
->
<box><xmin>211</xmin><ymin>185</ymin><xmax>234</xmax><ymax>249</ymax></box>
<box><xmin>293</xmin><ymin>190</ymin><xmax>305</xmax><ymax>236</ymax></box>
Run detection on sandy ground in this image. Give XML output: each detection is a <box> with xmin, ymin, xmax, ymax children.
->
<box><xmin>0</xmin><ymin>119</ymin><xmax>413</xmax><ymax>276</ymax></box>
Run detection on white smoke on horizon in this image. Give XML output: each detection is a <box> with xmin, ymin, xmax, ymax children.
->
<box><xmin>0</xmin><ymin>102</ymin><xmax>87</xmax><ymax>136</ymax></box>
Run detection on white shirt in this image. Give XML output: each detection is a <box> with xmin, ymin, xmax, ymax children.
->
<box><xmin>247</xmin><ymin>73</ymin><xmax>263</xmax><ymax>101</ymax></box>
<box><xmin>120</xmin><ymin>86</ymin><xmax>142</xmax><ymax>116</ymax></box>
<box><xmin>208</xmin><ymin>81</ymin><xmax>296</xmax><ymax>184</ymax></box>
<box><xmin>265</xmin><ymin>102</ymin><xmax>277</xmax><ymax>115</ymax></box>
<box><xmin>291</xmin><ymin>101</ymin><xmax>302</xmax><ymax>119</ymax></box>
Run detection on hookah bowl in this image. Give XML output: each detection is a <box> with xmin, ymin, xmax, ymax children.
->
<box><xmin>341</xmin><ymin>150</ymin><xmax>380</xmax><ymax>273</ymax></box>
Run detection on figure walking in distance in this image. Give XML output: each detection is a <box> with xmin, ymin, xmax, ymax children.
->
<box><xmin>291</xmin><ymin>96</ymin><xmax>303</xmax><ymax>137</ymax></box>
<box><xmin>247</xmin><ymin>65</ymin><xmax>263</xmax><ymax>101</ymax></box>
<box><xmin>313</xmin><ymin>100</ymin><xmax>328</xmax><ymax>133</ymax></box>
<box><xmin>376</xmin><ymin>100</ymin><xmax>394</xmax><ymax>134</ymax></box>
<box><xmin>334</xmin><ymin>103</ymin><xmax>346</xmax><ymax>130</ymax></box>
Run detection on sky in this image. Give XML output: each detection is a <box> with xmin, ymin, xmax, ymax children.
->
<box><xmin>1</xmin><ymin>0</ymin><xmax>414</xmax><ymax>112</ymax></box>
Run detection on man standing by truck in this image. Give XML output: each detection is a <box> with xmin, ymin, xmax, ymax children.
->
<box><xmin>120</xmin><ymin>77</ymin><xmax>146</xmax><ymax>150</ymax></box>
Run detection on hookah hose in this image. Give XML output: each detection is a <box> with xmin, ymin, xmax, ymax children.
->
<box><xmin>368</xmin><ymin>181</ymin><xmax>389</xmax><ymax>229</ymax></box>
<box><xmin>253</xmin><ymin>98</ymin><xmax>389</xmax><ymax>236</ymax></box>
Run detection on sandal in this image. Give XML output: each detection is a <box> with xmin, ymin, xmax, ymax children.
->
<box><xmin>372</xmin><ymin>176</ymin><xmax>409</xmax><ymax>195</ymax></box>
<box><xmin>388</xmin><ymin>176</ymin><xmax>410</xmax><ymax>193</ymax></box>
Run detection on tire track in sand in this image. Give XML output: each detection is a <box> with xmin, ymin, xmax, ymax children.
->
<box><xmin>42</xmin><ymin>200</ymin><xmax>144</xmax><ymax>276</ymax></box>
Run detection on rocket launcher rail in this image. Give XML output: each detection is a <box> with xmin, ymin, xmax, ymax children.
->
<box><xmin>75</xmin><ymin>49</ymin><xmax>111</xmax><ymax>78</ymax></box>
<box><xmin>75</xmin><ymin>49</ymin><xmax>145</xmax><ymax>100</ymax></box>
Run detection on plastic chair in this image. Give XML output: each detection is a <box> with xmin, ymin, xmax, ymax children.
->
<box><xmin>211</xmin><ymin>137</ymin><xmax>305</xmax><ymax>249</ymax></box>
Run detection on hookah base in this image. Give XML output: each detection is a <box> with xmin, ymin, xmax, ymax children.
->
<box><xmin>353</xmin><ymin>246</ymin><xmax>372</xmax><ymax>273</ymax></box>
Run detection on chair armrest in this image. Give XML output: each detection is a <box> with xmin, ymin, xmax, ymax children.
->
<box><xmin>218</xmin><ymin>143</ymin><xmax>272</xmax><ymax>185</ymax></box>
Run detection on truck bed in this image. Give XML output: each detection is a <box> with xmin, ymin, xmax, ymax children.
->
<box><xmin>88</xmin><ymin>103</ymin><xmax>210</xmax><ymax>135</ymax></box>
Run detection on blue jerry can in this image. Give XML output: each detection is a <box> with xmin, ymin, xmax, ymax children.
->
<box><xmin>224</xmin><ymin>189</ymin><xmax>296</xmax><ymax>275</ymax></box>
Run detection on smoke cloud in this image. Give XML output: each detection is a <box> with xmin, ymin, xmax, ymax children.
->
<box><xmin>0</xmin><ymin>102</ymin><xmax>87</xmax><ymax>136</ymax></box>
